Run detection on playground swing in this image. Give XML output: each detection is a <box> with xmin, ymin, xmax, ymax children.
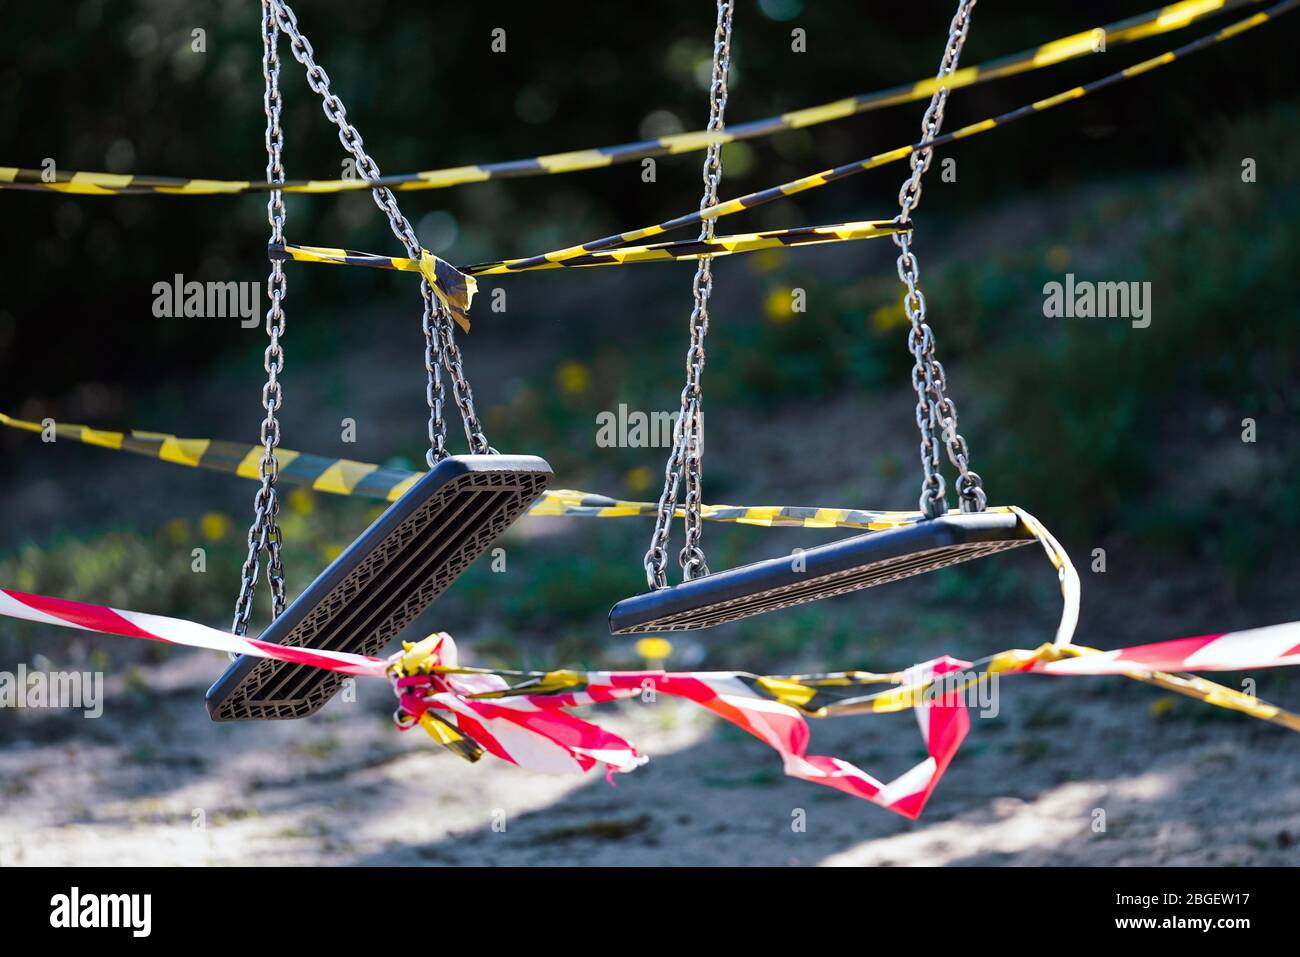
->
<box><xmin>608</xmin><ymin>0</ymin><xmax>1033</xmax><ymax>636</ymax></box>
<box><xmin>6</xmin><ymin>0</ymin><xmax>1300</xmax><ymax>816</ymax></box>
<box><xmin>206</xmin><ymin>0</ymin><xmax>551</xmax><ymax>721</ymax></box>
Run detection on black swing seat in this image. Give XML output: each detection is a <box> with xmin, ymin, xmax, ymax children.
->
<box><xmin>207</xmin><ymin>454</ymin><xmax>552</xmax><ymax>721</ymax></box>
<box><xmin>608</xmin><ymin>510</ymin><xmax>1034</xmax><ymax>635</ymax></box>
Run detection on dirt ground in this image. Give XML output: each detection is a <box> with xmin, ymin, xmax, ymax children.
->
<box><xmin>2</xmin><ymin>633</ymin><xmax>1299</xmax><ymax>867</ymax></box>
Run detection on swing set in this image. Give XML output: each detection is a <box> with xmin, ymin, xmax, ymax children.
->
<box><xmin>4</xmin><ymin>0</ymin><xmax>1300</xmax><ymax>817</ymax></box>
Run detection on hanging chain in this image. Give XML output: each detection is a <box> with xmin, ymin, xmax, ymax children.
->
<box><xmin>232</xmin><ymin>0</ymin><xmax>290</xmax><ymax>637</ymax></box>
<box><xmin>678</xmin><ymin>0</ymin><xmax>736</xmax><ymax>581</ymax></box>
<box><xmin>644</xmin><ymin>0</ymin><xmax>734</xmax><ymax>589</ymax></box>
<box><xmin>892</xmin><ymin>0</ymin><xmax>986</xmax><ymax>518</ymax></box>
<box><xmin>270</xmin><ymin>0</ymin><xmax>489</xmax><ymax>461</ymax></box>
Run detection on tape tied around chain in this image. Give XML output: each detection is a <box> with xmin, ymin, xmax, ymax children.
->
<box><xmin>418</xmin><ymin>249</ymin><xmax>477</xmax><ymax>333</ymax></box>
<box><xmin>268</xmin><ymin>243</ymin><xmax>476</xmax><ymax>332</ymax></box>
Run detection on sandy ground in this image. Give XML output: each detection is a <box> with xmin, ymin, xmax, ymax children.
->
<box><xmin>2</xmin><ymin>639</ymin><xmax>1298</xmax><ymax>867</ymax></box>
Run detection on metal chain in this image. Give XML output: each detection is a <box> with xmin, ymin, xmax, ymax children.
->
<box><xmin>644</xmin><ymin>0</ymin><xmax>734</xmax><ymax>589</ymax></box>
<box><xmin>892</xmin><ymin>0</ymin><xmax>987</xmax><ymax>518</ymax></box>
<box><xmin>232</xmin><ymin>0</ymin><xmax>290</xmax><ymax>637</ymax></box>
<box><xmin>270</xmin><ymin>0</ymin><xmax>490</xmax><ymax>461</ymax></box>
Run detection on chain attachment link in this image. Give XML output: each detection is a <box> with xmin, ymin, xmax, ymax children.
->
<box><xmin>235</xmin><ymin>0</ymin><xmax>499</xmax><ymax>637</ymax></box>
<box><xmin>232</xmin><ymin>0</ymin><xmax>291</xmax><ymax>637</ymax></box>
<box><xmin>891</xmin><ymin>0</ymin><xmax>986</xmax><ymax>518</ymax></box>
<box><xmin>270</xmin><ymin>0</ymin><xmax>490</xmax><ymax>462</ymax></box>
<box><xmin>644</xmin><ymin>0</ymin><xmax>734</xmax><ymax>589</ymax></box>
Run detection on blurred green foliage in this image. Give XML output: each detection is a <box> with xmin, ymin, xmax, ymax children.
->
<box><xmin>3</xmin><ymin>0</ymin><xmax>1297</xmax><ymax>403</ymax></box>
<box><xmin>2</xmin><ymin>2</ymin><xmax>1299</xmax><ymax>667</ymax></box>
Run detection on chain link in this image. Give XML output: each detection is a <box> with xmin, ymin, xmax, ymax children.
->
<box><xmin>891</xmin><ymin>0</ymin><xmax>986</xmax><ymax>518</ymax></box>
<box><xmin>270</xmin><ymin>0</ymin><xmax>490</xmax><ymax>461</ymax></box>
<box><xmin>232</xmin><ymin>0</ymin><xmax>290</xmax><ymax>637</ymax></box>
<box><xmin>644</xmin><ymin>0</ymin><xmax>734</xmax><ymax>589</ymax></box>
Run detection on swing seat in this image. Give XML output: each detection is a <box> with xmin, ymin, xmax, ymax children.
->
<box><xmin>207</xmin><ymin>454</ymin><xmax>552</xmax><ymax>721</ymax></box>
<box><xmin>608</xmin><ymin>511</ymin><xmax>1033</xmax><ymax>635</ymax></box>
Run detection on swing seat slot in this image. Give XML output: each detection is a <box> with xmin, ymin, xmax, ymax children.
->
<box><xmin>207</xmin><ymin>454</ymin><xmax>552</xmax><ymax>721</ymax></box>
<box><xmin>608</xmin><ymin>511</ymin><xmax>1033</xmax><ymax>635</ymax></box>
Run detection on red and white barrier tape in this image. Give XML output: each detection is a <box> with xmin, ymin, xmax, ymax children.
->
<box><xmin>2</xmin><ymin>585</ymin><xmax>1298</xmax><ymax>819</ymax></box>
<box><xmin>1029</xmin><ymin>622</ymin><xmax>1300</xmax><ymax>675</ymax></box>
<box><xmin>394</xmin><ymin>636</ymin><xmax>968</xmax><ymax>818</ymax></box>
<box><xmin>0</xmin><ymin>586</ymin><xmax>967</xmax><ymax>818</ymax></box>
<box><xmin>0</xmin><ymin>587</ymin><xmax>389</xmax><ymax>678</ymax></box>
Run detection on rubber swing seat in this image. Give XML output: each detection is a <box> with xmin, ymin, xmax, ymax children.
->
<box><xmin>207</xmin><ymin>454</ymin><xmax>552</xmax><ymax>721</ymax></box>
<box><xmin>608</xmin><ymin>510</ymin><xmax>1033</xmax><ymax>635</ymax></box>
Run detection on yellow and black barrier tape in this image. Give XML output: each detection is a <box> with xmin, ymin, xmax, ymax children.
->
<box><xmin>488</xmin><ymin>0</ymin><xmax>1296</xmax><ymax>273</ymax></box>
<box><xmin>405</xmin><ymin>651</ymin><xmax>1300</xmax><ymax>730</ymax></box>
<box><xmin>264</xmin><ymin>245</ymin><xmax>477</xmax><ymax>331</ymax></box>
<box><xmin>530</xmin><ymin>488</ymin><xmax>924</xmax><ymax>532</ymax></box>
<box><xmin>0</xmin><ymin>412</ymin><xmax>927</xmax><ymax>532</ymax></box>
<box><xmin>391</xmin><ymin>626</ymin><xmax>1300</xmax><ymax>733</ymax></box>
<box><xmin>11</xmin><ymin>410</ymin><xmax>1296</xmax><ymax>730</ymax></box>
<box><xmin>745</xmin><ymin>643</ymin><xmax>1300</xmax><ymax>730</ymax></box>
<box><xmin>271</xmin><ymin>220</ymin><xmax>906</xmax><ymax>283</ymax></box>
<box><xmin>0</xmin><ymin>0</ymin><xmax>1266</xmax><ymax>197</ymax></box>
